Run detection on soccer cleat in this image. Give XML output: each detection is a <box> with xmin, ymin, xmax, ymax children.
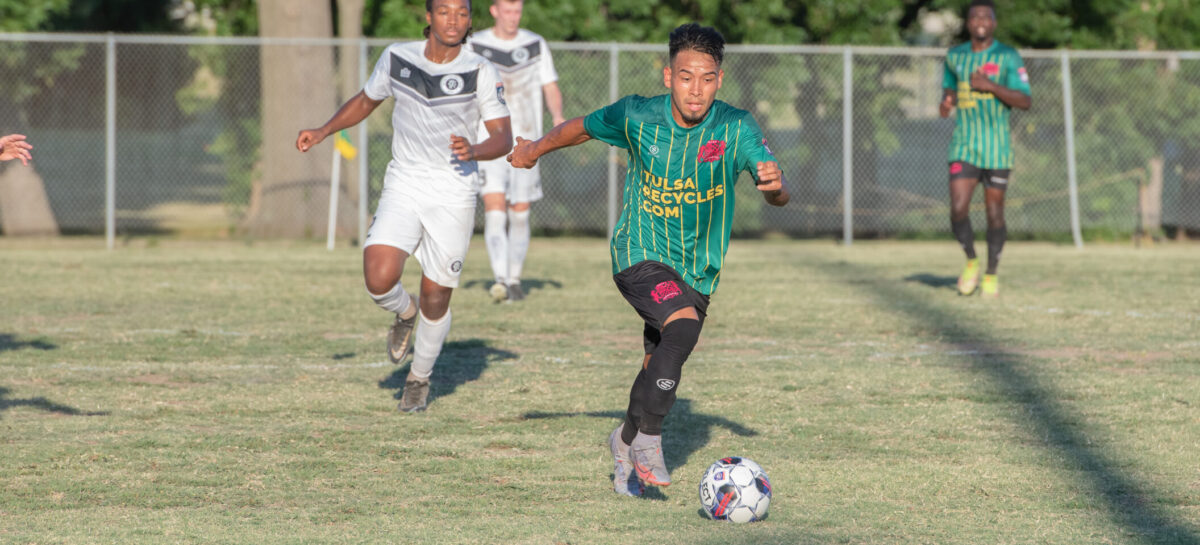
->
<box><xmin>981</xmin><ymin>274</ymin><xmax>999</xmax><ymax>298</ymax></box>
<box><xmin>507</xmin><ymin>283</ymin><xmax>526</xmax><ymax>301</ymax></box>
<box><xmin>398</xmin><ymin>372</ymin><xmax>430</xmax><ymax>413</ymax></box>
<box><xmin>609</xmin><ymin>425</ymin><xmax>643</xmax><ymax>497</ymax></box>
<box><xmin>630</xmin><ymin>432</ymin><xmax>670</xmax><ymax>487</ymax></box>
<box><xmin>489</xmin><ymin>282</ymin><xmax>508</xmax><ymax>303</ymax></box>
<box><xmin>957</xmin><ymin>258</ymin><xmax>981</xmax><ymax>296</ymax></box>
<box><xmin>387</xmin><ymin>297</ymin><xmax>418</xmax><ymax>364</ymax></box>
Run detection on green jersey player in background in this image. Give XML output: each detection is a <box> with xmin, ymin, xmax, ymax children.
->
<box><xmin>508</xmin><ymin>23</ymin><xmax>789</xmax><ymax>496</ymax></box>
<box><xmin>941</xmin><ymin>0</ymin><xmax>1031</xmax><ymax>298</ymax></box>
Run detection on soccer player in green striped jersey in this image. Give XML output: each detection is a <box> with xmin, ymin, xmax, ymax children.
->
<box><xmin>941</xmin><ymin>0</ymin><xmax>1031</xmax><ymax>298</ymax></box>
<box><xmin>508</xmin><ymin>23</ymin><xmax>789</xmax><ymax>496</ymax></box>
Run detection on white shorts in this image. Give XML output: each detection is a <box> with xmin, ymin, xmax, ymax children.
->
<box><xmin>363</xmin><ymin>186</ymin><xmax>476</xmax><ymax>289</ymax></box>
<box><xmin>479</xmin><ymin>159</ymin><xmax>543</xmax><ymax>204</ymax></box>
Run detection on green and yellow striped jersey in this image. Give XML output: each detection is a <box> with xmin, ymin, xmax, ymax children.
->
<box><xmin>583</xmin><ymin>94</ymin><xmax>776</xmax><ymax>295</ymax></box>
<box><xmin>943</xmin><ymin>40</ymin><xmax>1032</xmax><ymax>169</ymax></box>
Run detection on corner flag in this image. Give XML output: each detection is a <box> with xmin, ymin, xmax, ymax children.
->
<box><xmin>333</xmin><ymin>130</ymin><xmax>358</xmax><ymax>160</ymax></box>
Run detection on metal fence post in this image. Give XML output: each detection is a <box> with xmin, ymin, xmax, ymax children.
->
<box><xmin>1061</xmin><ymin>50</ymin><xmax>1083</xmax><ymax>249</ymax></box>
<box><xmin>842</xmin><ymin>47</ymin><xmax>854</xmax><ymax>246</ymax></box>
<box><xmin>105</xmin><ymin>33</ymin><xmax>116</xmax><ymax>250</ymax></box>
<box><xmin>358</xmin><ymin>38</ymin><xmax>370</xmax><ymax>246</ymax></box>
<box><xmin>607</xmin><ymin>43</ymin><xmax>619</xmax><ymax>237</ymax></box>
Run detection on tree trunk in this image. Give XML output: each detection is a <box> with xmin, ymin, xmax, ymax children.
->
<box><xmin>0</xmin><ymin>163</ymin><xmax>59</xmax><ymax>236</ymax></box>
<box><xmin>337</xmin><ymin>0</ymin><xmax>365</xmax><ymax>239</ymax></box>
<box><xmin>247</xmin><ymin>0</ymin><xmax>338</xmax><ymax>238</ymax></box>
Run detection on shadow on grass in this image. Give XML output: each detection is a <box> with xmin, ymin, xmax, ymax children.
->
<box><xmin>0</xmin><ymin>334</ymin><xmax>57</xmax><ymax>353</ymax></box>
<box><xmin>903</xmin><ymin>273</ymin><xmax>958</xmax><ymax>290</ymax></box>
<box><xmin>827</xmin><ymin>260</ymin><xmax>1199</xmax><ymax>544</ymax></box>
<box><xmin>461</xmin><ymin>277</ymin><xmax>564</xmax><ymax>296</ymax></box>
<box><xmin>0</xmin><ymin>386</ymin><xmax>108</xmax><ymax>418</ymax></box>
<box><xmin>523</xmin><ymin>398</ymin><xmax>758</xmax><ymax>500</ymax></box>
<box><xmin>379</xmin><ymin>338</ymin><xmax>517</xmax><ymax>406</ymax></box>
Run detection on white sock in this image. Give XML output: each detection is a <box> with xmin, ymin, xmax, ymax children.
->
<box><xmin>484</xmin><ymin>210</ymin><xmax>508</xmax><ymax>284</ymax></box>
<box><xmin>368</xmin><ymin>282</ymin><xmax>415</xmax><ymax>319</ymax></box>
<box><xmin>409</xmin><ymin>310</ymin><xmax>451</xmax><ymax>380</ymax></box>
<box><xmin>507</xmin><ymin>208</ymin><xmax>530</xmax><ymax>284</ymax></box>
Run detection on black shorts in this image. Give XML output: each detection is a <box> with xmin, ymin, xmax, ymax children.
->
<box><xmin>949</xmin><ymin>161</ymin><xmax>1011</xmax><ymax>191</ymax></box>
<box><xmin>614</xmin><ymin>261</ymin><xmax>710</xmax><ymax>352</ymax></box>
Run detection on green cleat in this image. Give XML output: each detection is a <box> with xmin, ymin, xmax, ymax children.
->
<box><xmin>957</xmin><ymin>258</ymin><xmax>981</xmax><ymax>296</ymax></box>
<box><xmin>981</xmin><ymin>274</ymin><xmax>999</xmax><ymax>299</ymax></box>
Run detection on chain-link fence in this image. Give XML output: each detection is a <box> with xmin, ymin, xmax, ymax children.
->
<box><xmin>2</xmin><ymin>33</ymin><xmax>1198</xmax><ymax>246</ymax></box>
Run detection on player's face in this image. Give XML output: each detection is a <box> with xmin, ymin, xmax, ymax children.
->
<box><xmin>427</xmin><ymin>0</ymin><xmax>472</xmax><ymax>47</ymax></box>
<box><xmin>966</xmin><ymin>6</ymin><xmax>996</xmax><ymax>42</ymax></box>
<box><xmin>664</xmin><ymin>49</ymin><xmax>724</xmax><ymax>128</ymax></box>
<box><xmin>490</xmin><ymin>1</ymin><xmax>523</xmax><ymax>36</ymax></box>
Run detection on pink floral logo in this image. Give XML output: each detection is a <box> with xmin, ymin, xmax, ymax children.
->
<box><xmin>697</xmin><ymin>140</ymin><xmax>726</xmax><ymax>163</ymax></box>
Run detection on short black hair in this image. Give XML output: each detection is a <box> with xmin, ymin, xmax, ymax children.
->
<box><xmin>669</xmin><ymin>23</ymin><xmax>725</xmax><ymax>66</ymax></box>
<box><xmin>968</xmin><ymin>0</ymin><xmax>996</xmax><ymax>12</ymax></box>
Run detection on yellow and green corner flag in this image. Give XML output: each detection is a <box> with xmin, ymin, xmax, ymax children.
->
<box><xmin>333</xmin><ymin>130</ymin><xmax>357</xmax><ymax>160</ymax></box>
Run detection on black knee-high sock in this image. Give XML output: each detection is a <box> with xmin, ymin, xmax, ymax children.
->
<box><xmin>622</xmin><ymin>369</ymin><xmax>647</xmax><ymax>444</ymax></box>
<box><xmin>952</xmin><ymin>217</ymin><xmax>977</xmax><ymax>259</ymax></box>
<box><xmin>629</xmin><ymin>319</ymin><xmax>701</xmax><ymax>436</ymax></box>
<box><xmin>986</xmin><ymin>225</ymin><xmax>1006</xmax><ymax>275</ymax></box>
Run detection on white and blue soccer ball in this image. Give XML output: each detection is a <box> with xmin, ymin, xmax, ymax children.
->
<box><xmin>698</xmin><ymin>456</ymin><xmax>772</xmax><ymax>523</ymax></box>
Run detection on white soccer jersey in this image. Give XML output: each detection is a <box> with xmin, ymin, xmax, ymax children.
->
<box><xmin>469</xmin><ymin>28</ymin><xmax>558</xmax><ymax>140</ymax></box>
<box><xmin>363</xmin><ymin>41</ymin><xmax>510</xmax><ymax>205</ymax></box>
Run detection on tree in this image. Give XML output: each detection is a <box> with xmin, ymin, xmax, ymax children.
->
<box><xmin>247</xmin><ymin>0</ymin><xmax>339</xmax><ymax>238</ymax></box>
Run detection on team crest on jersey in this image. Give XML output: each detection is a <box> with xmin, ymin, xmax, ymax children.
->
<box><xmin>648</xmin><ymin>144</ymin><xmax>660</xmax><ymax>157</ymax></box>
<box><xmin>698</xmin><ymin>140</ymin><xmax>726</xmax><ymax>163</ymax></box>
<box><xmin>399</xmin><ymin>68</ymin><xmax>411</xmax><ymax>79</ymax></box>
<box><xmin>982</xmin><ymin>62</ymin><xmax>1000</xmax><ymax>77</ymax></box>
<box><xmin>440</xmin><ymin>74</ymin><xmax>466</xmax><ymax>95</ymax></box>
<box><xmin>496</xmin><ymin>83</ymin><xmax>506</xmax><ymax>105</ymax></box>
<box><xmin>512</xmin><ymin>47</ymin><xmax>530</xmax><ymax>63</ymax></box>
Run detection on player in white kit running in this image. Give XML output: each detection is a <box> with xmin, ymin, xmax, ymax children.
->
<box><xmin>469</xmin><ymin>0</ymin><xmax>565</xmax><ymax>302</ymax></box>
<box><xmin>296</xmin><ymin>0</ymin><xmax>511</xmax><ymax>412</ymax></box>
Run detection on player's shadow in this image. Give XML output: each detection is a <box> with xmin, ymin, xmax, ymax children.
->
<box><xmin>0</xmin><ymin>334</ymin><xmax>57</xmax><ymax>353</ymax></box>
<box><xmin>461</xmin><ymin>278</ymin><xmax>564</xmax><ymax>297</ymax></box>
<box><xmin>903</xmin><ymin>273</ymin><xmax>958</xmax><ymax>291</ymax></box>
<box><xmin>0</xmin><ymin>386</ymin><xmax>108</xmax><ymax>419</ymax></box>
<box><xmin>833</xmin><ymin>260</ymin><xmax>1200</xmax><ymax>543</ymax></box>
<box><xmin>379</xmin><ymin>338</ymin><xmax>517</xmax><ymax>405</ymax></box>
<box><xmin>522</xmin><ymin>398</ymin><xmax>758</xmax><ymax>501</ymax></box>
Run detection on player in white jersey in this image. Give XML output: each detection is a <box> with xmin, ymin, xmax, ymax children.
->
<box><xmin>296</xmin><ymin>0</ymin><xmax>511</xmax><ymax>413</ymax></box>
<box><xmin>469</xmin><ymin>0</ymin><xmax>565</xmax><ymax>302</ymax></box>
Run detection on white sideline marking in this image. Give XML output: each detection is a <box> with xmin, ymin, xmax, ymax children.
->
<box><xmin>32</xmin><ymin>361</ymin><xmax>394</xmax><ymax>373</ymax></box>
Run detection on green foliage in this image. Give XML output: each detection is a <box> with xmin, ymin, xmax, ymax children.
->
<box><xmin>0</xmin><ymin>0</ymin><xmax>69</xmax><ymax>32</ymax></box>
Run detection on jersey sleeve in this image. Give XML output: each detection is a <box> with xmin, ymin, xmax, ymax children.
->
<box><xmin>475</xmin><ymin>61</ymin><xmax>511</xmax><ymax>123</ymax></box>
<box><xmin>538</xmin><ymin>38</ymin><xmax>559</xmax><ymax>86</ymax></box>
<box><xmin>1005</xmin><ymin>50</ymin><xmax>1032</xmax><ymax>96</ymax></box>
<box><xmin>363</xmin><ymin>47</ymin><xmax>393</xmax><ymax>101</ymax></box>
<box><xmin>943</xmin><ymin>56</ymin><xmax>958</xmax><ymax>90</ymax></box>
<box><xmin>583</xmin><ymin>96</ymin><xmax>632</xmax><ymax>149</ymax></box>
<box><xmin>735</xmin><ymin>113</ymin><xmax>778</xmax><ymax>183</ymax></box>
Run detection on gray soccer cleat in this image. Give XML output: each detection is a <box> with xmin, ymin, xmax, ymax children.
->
<box><xmin>387</xmin><ymin>299</ymin><xmax>418</xmax><ymax>364</ymax></box>
<box><xmin>630</xmin><ymin>432</ymin><xmax>670</xmax><ymax>487</ymax></box>
<box><xmin>609</xmin><ymin>425</ymin><xmax>643</xmax><ymax>496</ymax></box>
<box><xmin>489</xmin><ymin>282</ymin><xmax>508</xmax><ymax>303</ymax></box>
<box><xmin>398</xmin><ymin>372</ymin><xmax>430</xmax><ymax>413</ymax></box>
<box><xmin>507</xmin><ymin>282</ymin><xmax>526</xmax><ymax>301</ymax></box>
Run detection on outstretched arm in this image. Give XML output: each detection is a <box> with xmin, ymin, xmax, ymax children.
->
<box><xmin>507</xmin><ymin>116</ymin><xmax>592</xmax><ymax>169</ymax></box>
<box><xmin>296</xmin><ymin>91</ymin><xmax>384</xmax><ymax>152</ymax></box>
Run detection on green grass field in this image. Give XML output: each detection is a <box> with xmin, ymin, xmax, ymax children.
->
<box><xmin>2</xmin><ymin>237</ymin><xmax>1198</xmax><ymax>544</ymax></box>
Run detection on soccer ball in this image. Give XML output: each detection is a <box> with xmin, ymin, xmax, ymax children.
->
<box><xmin>698</xmin><ymin>456</ymin><xmax>772</xmax><ymax>523</ymax></box>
